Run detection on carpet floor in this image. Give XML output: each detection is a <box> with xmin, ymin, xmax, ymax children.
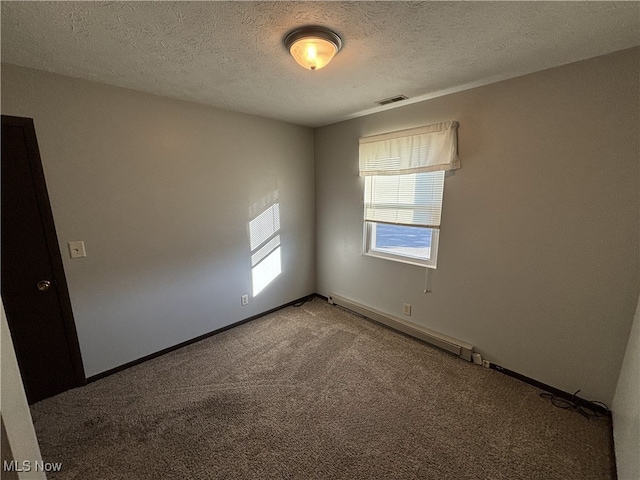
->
<box><xmin>31</xmin><ymin>298</ymin><xmax>615</xmax><ymax>479</ymax></box>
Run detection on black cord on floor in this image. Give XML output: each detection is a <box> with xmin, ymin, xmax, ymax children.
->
<box><xmin>292</xmin><ymin>295</ymin><xmax>314</xmax><ymax>307</ymax></box>
<box><xmin>539</xmin><ymin>389</ymin><xmax>609</xmax><ymax>419</ymax></box>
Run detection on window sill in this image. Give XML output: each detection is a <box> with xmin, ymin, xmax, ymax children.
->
<box><xmin>364</xmin><ymin>250</ymin><xmax>436</xmax><ymax>269</ymax></box>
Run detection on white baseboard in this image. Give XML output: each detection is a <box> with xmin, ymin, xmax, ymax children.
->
<box><xmin>328</xmin><ymin>294</ymin><xmax>473</xmax><ymax>362</ymax></box>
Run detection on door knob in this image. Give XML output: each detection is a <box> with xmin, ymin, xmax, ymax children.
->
<box><xmin>37</xmin><ymin>280</ymin><xmax>51</xmax><ymax>291</ymax></box>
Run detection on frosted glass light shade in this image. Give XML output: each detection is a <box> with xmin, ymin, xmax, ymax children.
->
<box><xmin>289</xmin><ymin>38</ymin><xmax>337</xmax><ymax>71</ymax></box>
<box><xmin>284</xmin><ymin>27</ymin><xmax>342</xmax><ymax>71</ymax></box>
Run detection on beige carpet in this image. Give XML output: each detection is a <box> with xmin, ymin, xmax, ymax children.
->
<box><xmin>31</xmin><ymin>298</ymin><xmax>615</xmax><ymax>479</ymax></box>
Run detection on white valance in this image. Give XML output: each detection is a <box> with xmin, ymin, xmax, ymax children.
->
<box><xmin>359</xmin><ymin>121</ymin><xmax>460</xmax><ymax>176</ymax></box>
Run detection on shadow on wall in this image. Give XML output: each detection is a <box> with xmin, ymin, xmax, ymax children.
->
<box><xmin>248</xmin><ymin>189</ymin><xmax>281</xmax><ymax>297</ymax></box>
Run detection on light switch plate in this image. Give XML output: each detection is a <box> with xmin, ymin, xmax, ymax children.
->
<box><xmin>68</xmin><ymin>241</ymin><xmax>86</xmax><ymax>258</ymax></box>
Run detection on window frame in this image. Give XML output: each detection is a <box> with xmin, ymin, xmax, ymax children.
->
<box><xmin>363</xmin><ymin>221</ymin><xmax>440</xmax><ymax>268</ymax></box>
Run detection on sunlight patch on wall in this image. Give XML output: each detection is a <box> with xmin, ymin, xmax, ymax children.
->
<box><xmin>252</xmin><ymin>244</ymin><xmax>281</xmax><ymax>296</ymax></box>
<box><xmin>248</xmin><ymin>194</ymin><xmax>281</xmax><ymax>296</ymax></box>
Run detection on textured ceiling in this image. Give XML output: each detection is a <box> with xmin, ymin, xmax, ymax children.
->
<box><xmin>2</xmin><ymin>1</ymin><xmax>639</xmax><ymax>127</ymax></box>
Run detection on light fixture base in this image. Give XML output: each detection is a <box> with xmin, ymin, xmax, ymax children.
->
<box><xmin>284</xmin><ymin>26</ymin><xmax>343</xmax><ymax>52</ymax></box>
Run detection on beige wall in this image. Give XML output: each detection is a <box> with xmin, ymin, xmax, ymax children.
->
<box><xmin>1</xmin><ymin>64</ymin><xmax>316</xmax><ymax>377</ymax></box>
<box><xmin>612</xmin><ymin>249</ymin><xmax>640</xmax><ymax>476</ymax></box>
<box><xmin>315</xmin><ymin>48</ymin><xmax>640</xmax><ymax>405</ymax></box>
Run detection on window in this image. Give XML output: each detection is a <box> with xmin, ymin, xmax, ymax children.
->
<box><xmin>364</xmin><ymin>171</ymin><xmax>443</xmax><ymax>267</ymax></box>
<box><xmin>359</xmin><ymin>122</ymin><xmax>459</xmax><ymax>268</ymax></box>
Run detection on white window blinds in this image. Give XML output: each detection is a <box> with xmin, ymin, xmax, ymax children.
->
<box><xmin>359</xmin><ymin>121</ymin><xmax>460</xmax><ymax>176</ymax></box>
<box><xmin>364</xmin><ymin>171</ymin><xmax>445</xmax><ymax>228</ymax></box>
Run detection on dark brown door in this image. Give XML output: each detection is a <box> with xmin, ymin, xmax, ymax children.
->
<box><xmin>1</xmin><ymin>115</ymin><xmax>85</xmax><ymax>404</ymax></box>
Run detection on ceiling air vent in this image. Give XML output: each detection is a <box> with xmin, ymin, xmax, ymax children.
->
<box><xmin>376</xmin><ymin>95</ymin><xmax>408</xmax><ymax>106</ymax></box>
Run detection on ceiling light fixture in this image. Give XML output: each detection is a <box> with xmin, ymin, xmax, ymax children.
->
<box><xmin>284</xmin><ymin>26</ymin><xmax>342</xmax><ymax>71</ymax></box>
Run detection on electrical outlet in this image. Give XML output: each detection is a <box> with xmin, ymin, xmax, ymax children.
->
<box><xmin>482</xmin><ymin>360</ymin><xmax>490</xmax><ymax>368</ymax></box>
<box><xmin>241</xmin><ymin>294</ymin><xmax>249</xmax><ymax>306</ymax></box>
<box><xmin>402</xmin><ymin>303</ymin><xmax>411</xmax><ymax>316</ymax></box>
